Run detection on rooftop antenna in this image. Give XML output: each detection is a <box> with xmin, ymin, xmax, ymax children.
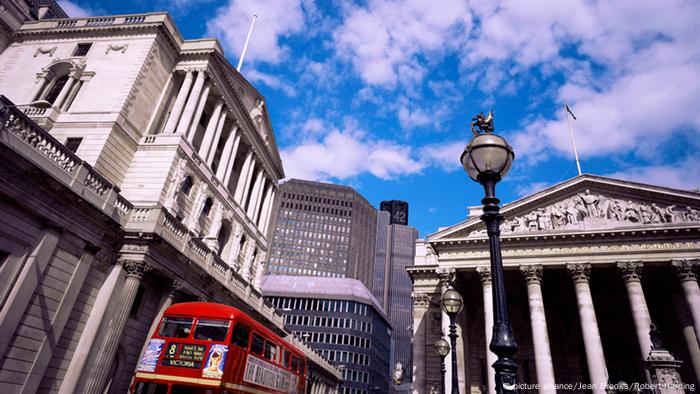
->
<box><xmin>237</xmin><ymin>14</ymin><xmax>258</xmax><ymax>72</ymax></box>
<box><xmin>564</xmin><ymin>103</ymin><xmax>583</xmax><ymax>176</ymax></box>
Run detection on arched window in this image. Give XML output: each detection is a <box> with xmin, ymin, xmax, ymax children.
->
<box><xmin>44</xmin><ymin>75</ymin><xmax>69</xmax><ymax>104</ymax></box>
<box><xmin>180</xmin><ymin>176</ymin><xmax>193</xmax><ymax>195</ymax></box>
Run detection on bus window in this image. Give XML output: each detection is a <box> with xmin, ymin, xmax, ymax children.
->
<box><xmin>264</xmin><ymin>341</ymin><xmax>277</xmax><ymax>362</ymax></box>
<box><xmin>281</xmin><ymin>349</ymin><xmax>290</xmax><ymax>368</ymax></box>
<box><xmin>300</xmin><ymin>360</ymin><xmax>306</xmax><ymax>375</ymax></box>
<box><xmin>291</xmin><ymin>356</ymin><xmax>300</xmax><ymax>373</ymax></box>
<box><xmin>193</xmin><ymin>319</ymin><xmax>229</xmax><ymax>341</ymax></box>
<box><xmin>134</xmin><ymin>381</ymin><xmax>168</xmax><ymax>394</ymax></box>
<box><xmin>251</xmin><ymin>333</ymin><xmax>265</xmax><ymax>355</ymax></box>
<box><xmin>158</xmin><ymin>317</ymin><xmax>193</xmax><ymax>338</ymax></box>
<box><xmin>230</xmin><ymin>324</ymin><xmax>250</xmax><ymax>348</ymax></box>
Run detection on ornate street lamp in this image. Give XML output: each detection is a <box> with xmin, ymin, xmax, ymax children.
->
<box><xmin>461</xmin><ymin>111</ymin><xmax>519</xmax><ymax>393</ymax></box>
<box><xmin>440</xmin><ymin>286</ymin><xmax>463</xmax><ymax>394</ymax></box>
<box><xmin>434</xmin><ymin>338</ymin><xmax>451</xmax><ymax>394</ymax></box>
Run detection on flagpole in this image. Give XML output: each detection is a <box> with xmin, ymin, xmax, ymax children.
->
<box><xmin>565</xmin><ymin>103</ymin><xmax>582</xmax><ymax>176</ymax></box>
<box><xmin>237</xmin><ymin>14</ymin><xmax>258</xmax><ymax>72</ymax></box>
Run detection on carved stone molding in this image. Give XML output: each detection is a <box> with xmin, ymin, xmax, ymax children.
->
<box><xmin>169</xmin><ymin>280</ymin><xmax>184</xmax><ymax>297</ymax></box>
<box><xmin>123</xmin><ymin>260</ymin><xmax>151</xmax><ymax>279</ymax></box>
<box><xmin>105</xmin><ymin>43</ymin><xmax>129</xmax><ymax>54</ymax></box>
<box><xmin>672</xmin><ymin>259</ymin><xmax>699</xmax><ymax>282</ymax></box>
<box><xmin>476</xmin><ymin>265</ymin><xmax>491</xmax><ymax>286</ymax></box>
<box><xmin>435</xmin><ymin>267</ymin><xmax>455</xmax><ymax>286</ymax></box>
<box><xmin>520</xmin><ymin>264</ymin><xmax>543</xmax><ymax>285</ymax></box>
<box><xmin>566</xmin><ymin>262</ymin><xmax>591</xmax><ymax>284</ymax></box>
<box><xmin>412</xmin><ymin>293</ymin><xmax>433</xmax><ymax>309</ymax></box>
<box><xmin>616</xmin><ymin>261</ymin><xmax>643</xmax><ymax>282</ymax></box>
<box><xmin>34</xmin><ymin>46</ymin><xmax>56</xmax><ymax>57</ymax></box>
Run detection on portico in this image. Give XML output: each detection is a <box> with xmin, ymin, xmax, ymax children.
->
<box><xmin>410</xmin><ymin>175</ymin><xmax>700</xmax><ymax>393</ymax></box>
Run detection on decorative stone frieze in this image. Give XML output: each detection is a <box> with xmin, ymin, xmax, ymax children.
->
<box><xmin>412</xmin><ymin>293</ymin><xmax>434</xmax><ymax>309</ymax></box>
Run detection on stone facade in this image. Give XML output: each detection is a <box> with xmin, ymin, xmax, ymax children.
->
<box><xmin>0</xmin><ymin>10</ymin><xmax>340</xmax><ymax>394</ymax></box>
<box><xmin>410</xmin><ymin>175</ymin><xmax>700</xmax><ymax>394</ymax></box>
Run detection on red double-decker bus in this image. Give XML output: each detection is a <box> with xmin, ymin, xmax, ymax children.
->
<box><xmin>131</xmin><ymin>302</ymin><xmax>307</xmax><ymax>394</ymax></box>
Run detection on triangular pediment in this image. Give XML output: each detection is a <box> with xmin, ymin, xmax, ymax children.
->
<box><xmin>430</xmin><ymin>174</ymin><xmax>700</xmax><ymax>241</ymax></box>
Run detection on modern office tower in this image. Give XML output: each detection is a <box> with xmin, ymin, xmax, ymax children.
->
<box><xmin>372</xmin><ymin>201</ymin><xmax>418</xmax><ymax>393</ymax></box>
<box><xmin>266</xmin><ymin>179</ymin><xmax>378</xmax><ymax>289</ymax></box>
<box><xmin>263</xmin><ymin>276</ymin><xmax>392</xmax><ymax>394</ymax></box>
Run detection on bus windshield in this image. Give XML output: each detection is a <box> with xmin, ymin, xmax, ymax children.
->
<box><xmin>193</xmin><ymin>319</ymin><xmax>230</xmax><ymax>341</ymax></box>
<box><xmin>158</xmin><ymin>317</ymin><xmax>193</xmax><ymax>338</ymax></box>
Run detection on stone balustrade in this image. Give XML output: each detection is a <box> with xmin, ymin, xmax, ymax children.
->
<box><xmin>22</xmin><ymin>13</ymin><xmax>166</xmax><ymax>32</ymax></box>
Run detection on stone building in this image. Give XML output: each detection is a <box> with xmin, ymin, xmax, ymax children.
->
<box><xmin>410</xmin><ymin>174</ymin><xmax>700</xmax><ymax>394</ymax></box>
<box><xmin>373</xmin><ymin>204</ymin><xmax>418</xmax><ymax>393</ymax></box>
<box><xmin>265</xmin><ymin>179</ymin><xmax>378</xmax><ymax>290</ymax></box>
<box><xmin>0</xmin><ymin>10</ymin><xmax>339</xmax><ymax>394</ymax></box>
<box><xmin>263</xmin><ymin>275</ymin><xmax>392</xmax><ymax>394</ymax></box>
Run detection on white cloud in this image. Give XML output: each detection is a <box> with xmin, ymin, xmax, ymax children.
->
<box><xmin>398</xmin><ymin>106</ymin><xmax>430</xmax><ymax>129</ymax></box>
<box><xmin>419</xmin><ymin>140</ymin><xmax>464</xmax><ymax>172</ymax></box>
<box><xmin>463</xmin><ymin>0</ymin><xmax>700</xmax><ymax>165</ymax></box>
<box><xmin>57</xmin><ymin>0</ymin><xmax>93</xmax><ymax>17</ymax></box>
<box><xmin>607</xmin><ymin>158</ymin><xmax>700</xmax><ymax>192</ymax></box>
<box><xmin>333</xmin><ymin>0</ymin><xmax>471</xmax><ymax>86</ymax></box>
<box><xmin>207</xmin><ymin>0</ymin><xmax>304</xmax><ymax>65</ymax></box>
<box><xmin>281</xmin><ymin>125</ymin><xmax>423</xmax><ymax>181</ymax></box>
<box><xmin>245</xmin><ymin>69</ymin><xmax>296</xmax><ymax>97</ymax></box>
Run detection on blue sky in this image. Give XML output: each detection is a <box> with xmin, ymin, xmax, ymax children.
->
<box><xmin>60</xmin><ymin>0</ymin><xmax>700</xmax><ymax>237</ymax></box>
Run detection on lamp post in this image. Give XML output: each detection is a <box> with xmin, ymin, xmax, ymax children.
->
<box><xmin>440</xmin><ymin>285</ymin><xmax>463</xmax><ymax>393</ymax></box>
<box><xmin>434</xmin><ymin>338</ymin><xmax>451</xmax><ymax>394</ymax></box>
<box><xmin>460</xmin><ymin>111</ymin><xmax>519</xmax><ymax>393</ymax></box>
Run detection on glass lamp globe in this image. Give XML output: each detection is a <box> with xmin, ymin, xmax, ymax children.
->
<box><xmin>434</xmin><ymin>338</ymin><xmax>451</xmax><ymax>357</ymax></box>
<box><xmin>441</xmin><ymin>287</ymin><xmax>464</xmax><ymax>315</ymax></box>
<box><xmin>460</xmin><ymin>133</ymin><xmax>515</xmax><ymax>182</ymax></box>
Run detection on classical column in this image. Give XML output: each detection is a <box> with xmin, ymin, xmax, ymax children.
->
<box><xmin>175</xmin><ymin>70</ymin><xmax>206</xmax><ymax>135</ymax></box>
<box><xmin>248</xmin><ymin>172</ymin><xmax>265</xmax><ymax>220</ymax></box>
<box><xmin>53</xmin><ymin>72</ymin><xmax>76</xmax><ymax>109</ymax></box>
<box><xmin>84</xmin><ymin>260</ymin><xmax>151</xmax><ymax>394</ymax></box>
<box><xmin>59</xmin><ymin>262</ymin><xmax>124</xmax><ymax>394</ymax></box>
<box><xmin>412</xmin><ymin>293</ymin><xmax>432</xmax><ymax>393</ymax></box>
<box><xmin>206</xmin><ymin>110</ymin><xmax>228</xmax><ymax>165</ymax></box>
<box><xmin>28</xmin><ymin>72</ymin><xmax>52</xmax><ymax>101</ymax></box>
<box><xmin>163</xmin><ymin>70</ymin><xmax>194</xmax><ymax>134</ymax></box>
<box><xmin>135</xmin><ymin>280</ymin><xmax>182</xmax><ymax>363</ymax></box>
<box><xmin>672</xmin><ymin>292</ymin><xmax>700</xmax><ymax>383</ymax></box>
<box><xmin>257</xmin><ymin>183</ymin><xmax>274</xmax><ymax>227</ymax></box>
<box><xmin>520</xmin><ymin>265</ymin><xmax>556</xmax><ymax>393</ymax></box>
<box><xmin>566</xmin><ymin>263</ymin><xmax>607</xmax><ymax>393</ymax></box>
<box><xmin>239</xmin><ymin>158</ymin><xmax>257</xmax><ymax>208</ymax></box>
<box><xmin>477</xmin><ymin>266</ymin><xmax>496</xmax><ymax>394</ymax></box>
<box><xmin>198</xmin><ymin>100</ymin><xmax>224</xmax><ymax>158</ymax></box>
<box><xmin>672</xmin><ymin>259</ymin><xmax>700</xmax><ymax>342</ymax></box>
<box><xmin>441</xmin><ymin>292</ymin><xmax>453</xmax><ymax>391</ymax></box>
<box><xmin>262</xmin><ymin>189</ymin><xmax>277</xmax><ymax>234</ymax></box>
<box><xmin>187</xmin><ymin>82</ymin><xmax>211</xmax><ymax>141</ymax></box>
<box><xmin>216</xmin><ymin>124</ymin><xmax>240</xmax><ymax>182</ymax></box>
<box><xmin>616</xmin><ymin>261</ymin><xmax>652</xmax><ymax>359</ymax></box>
<box><xmin>233</xmin><ymin>151</ymin><xmax>254</xmax><ymax>203</ymax></box>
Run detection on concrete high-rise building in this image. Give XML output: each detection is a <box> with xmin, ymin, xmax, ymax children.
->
<box><xmin>266</xmin><ymin>179</ymin><xmax>377</xmax><ymax>289</ymax></box>
<box><xmin>372</xmin><ymin>201</ymin><xmax>418</xmax><ymax>393</ymax></box>
<box><xmin>263</xmin><ymin>276</ymin><xmax>392</xmax><ymax>394</ymax></box>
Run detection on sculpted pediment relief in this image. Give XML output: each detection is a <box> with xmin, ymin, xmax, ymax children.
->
<box><xmin>431</xmin><ymin>176</ymin><xmax>700</xmax><ymax>241</ymax></box>
<box><xmin>491</xmin><ymin>190</ymin><xmax>699</xmax><ymax>237</ymax></box>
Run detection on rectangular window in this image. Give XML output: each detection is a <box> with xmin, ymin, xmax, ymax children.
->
<box><xmin>65</xmin><ymin>137</ymin><xmax>83</xmax><ymax>153</ymax></box>
<box><xmin>230</xmin><ymin>323</ymin><xmax>250</xmax><ymax>348</ymax></box>
<box><xmin>158</xmin><ymin>317</ymin><xmax>193</xmax><ymax>338</ymax></box>
<box><xmin>281</xmin><ymin>349</ymin><xmax>290</xmax><ymax>368</ymax></box>
<box><xmin>263</xmin><ymin>341</ymin><xmax>277</xmax><ymax>362</ymax></box>
<box><xmin>72</xmin><ymin>43</ymin><xmax>92</xmax><ymax>57</ymax></box>
<box><xmin>193</xmin><ymin>319</ymin><xmax>230</xmax><ymax>341</ymax></box>
<box><xmin>251</xmin><ymin>333</ymin><xmax>265</xmax><ymax>355</ymax></box>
